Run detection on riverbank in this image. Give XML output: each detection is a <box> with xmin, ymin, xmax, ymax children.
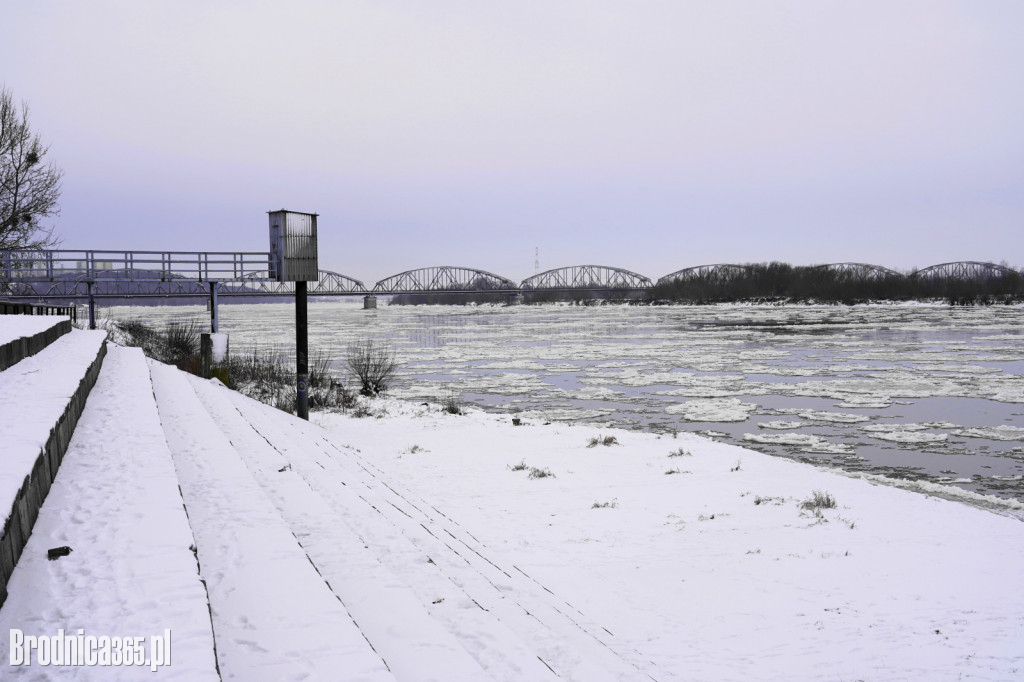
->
<box><xmin>314</xmin><ymin>397</ymin><xmax>1024</xmax><ymax>680</ymax></box>
<box><xmin>116</xmin><ymin>301</ymin><xmax>1024</xmax><ymax>502</ymax></box>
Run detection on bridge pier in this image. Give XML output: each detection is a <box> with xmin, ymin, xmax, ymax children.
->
<box><xmin>507</xmin><ymin>293</ymin><xmax>524</xmax><ymax>306</ymax></box>
<box><xmin>296</xmin><ymin>281</ymin><xmax>309</xmax><ymax>420</ymax></box>
<box><xmin>87</xmin><ymin>281</ymin><xmax>96</xmax><ymax>330</ymax></box>
<box><xmin>363</xmin><ymin>295</ymin><xmax>377</xmax><ymax>310</ymax></box>
<box><xmin>208</xmin><ymin>282</ymin><xmax>220</xmax><ymax>333</ymax></box>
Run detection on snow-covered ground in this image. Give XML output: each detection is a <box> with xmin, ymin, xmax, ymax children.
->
<box><xmin>2</xmin><ymin>321</ymin><xmax>1023</xmax><ymax>680</ymax></box>
<box><xmin>313</xmin><ymin>399</ymin><xmax>1024</xmax><ymax>681</ymax></box>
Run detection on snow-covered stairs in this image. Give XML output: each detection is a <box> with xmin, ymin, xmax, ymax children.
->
<box><xmin>149</xmin><ymin>363</ymin><xmax>395</xmax><ymax>682</ymax></box>
<box><xmin>0</xmin><ymin>346</ymin><xmax>220</xmax><ymax>680</ymax></box>
<box><xmin>185</xmin><ymin>375</ymin><xmax>491</xmax><ymax>682</ymax></box>
<box><xmin>0</xmin><ymin>320</ymin><xmax>107</xmax><ymax>607</ymax></box>
<box><xmin>177</xmin><ymin>372</ymin><xmax>658</xmax><ymax>681</ymax></box>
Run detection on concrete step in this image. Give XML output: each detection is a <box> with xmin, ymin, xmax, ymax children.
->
<box><xmin>0</xmin><ymin>315</ymin><xmax>71</xmax><ymax>372</ymax></box>
<box><xmin>0</xmin><ymin>346</ymin><xmax>219</xmax><ymax>680</ymax></box>
<box><xmin>0</xmin><ymin>327</ymin><xmax>107</xmax><ymax>606</ymax></box>
<box><xmin>149</xmin><ymin>362</ymin><xmax>395</xmax><ymax>682</ymax></box>
<box><xmin>205</xmin><ymin>381</ymin><xmax>638</xmax><ymax>681</ymax></box>
<box><xmin>188</xmin><ymin>374</ymin><xmax>494</xmax><ymax>682</ymax></box>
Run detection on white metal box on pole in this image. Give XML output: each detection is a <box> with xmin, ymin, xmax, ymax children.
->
<box><xmin>268</xmin><ymin>210</ymin><xmax>319</xmax><ymax>282</ymax></box>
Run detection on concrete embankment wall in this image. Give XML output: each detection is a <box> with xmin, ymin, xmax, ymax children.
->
<box><xmin>0</xmin><ymin>318</ymin><xmax>72</xmax><ymax>372</ymax></box>
<box><xmin>0</xmin><ymin>339</ymin><xmax>107</xmax><ymax>607</ymax></box>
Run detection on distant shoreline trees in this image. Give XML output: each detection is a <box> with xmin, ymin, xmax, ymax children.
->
<box><xmin>388</xmin><ymin>261</ymin><xmax>1024</xmax><ymax>306</ymax></box>
<box><xmin>0</xmin><ymin>85</ymin><xmax>63</xmax><ymax>250</ymax></box>
<box><xmin>647</xmin><ymin>262</ymin><xmax>1024</xmax><ymax>306</ymax></box>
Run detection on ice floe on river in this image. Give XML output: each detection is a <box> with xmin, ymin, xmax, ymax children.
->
<box><xmin>666</xmin><ymin>397</ymin><xmax>759</xmax><ymax>422</ymax></box>
<box><xmin>108</xmin><ymin>301</ymin><xmax>1024</xmax><ymax>501</ymax></box>
<box><xmin>743</xmin><ymin>432</ymin><xmax>856</xmax><ymax>454</ymax></box>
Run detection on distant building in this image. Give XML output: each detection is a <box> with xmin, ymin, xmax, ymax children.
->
<box><xmin>75</xmin><ymin>261</ymin><xmax>114</xmax><ymax>271</ymax></box>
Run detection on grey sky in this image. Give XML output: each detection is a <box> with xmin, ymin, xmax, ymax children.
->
<box><xmin>3</xmin><ymin>1</ymin><xmax>1022</xmax><ymax>283</ymax></box>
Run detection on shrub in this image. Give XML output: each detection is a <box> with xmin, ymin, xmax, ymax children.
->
<box><xmin>114</xmin><ymin>319</ymin><xmax>360</xmax><ymax>413</ymax></box>
<box><xmin>163</xmin><ymin>320</ymin><xmax>201</xmax><ymax>370</ymax></box>
<box><xmin>219</xmin><ymin>346</ymin><xmax>354</xmax><ymax>412</ymax></box>
<box><xmin>591</xmin><ymin>500</ymin><xmax>618</xmax><ymax>509</ymax></box>
<box><xmin>668</xmin><ymin>448</ymin><xmax>692</xmax><ymax>458</ymax></box>
<box><xmin>114</xmin><ymin>317</ymin><xmax>202</xmax><ymax>372</ymax></box>
<box><xmin>509</xmin><ymin>460</ymin><xmax>528</xmax><ymax>471</ymax></box>
<box><xmin>528</xmin><ymin>467</ymin><xmax>555</xmax><ymax>479</ymax></box>
<box><xmin>800</xmin><ymin>491</ymin><xmax>837</xmax><ymax>510</ymax></box>
<box><xmin>586</xmin><ymin>435</ymin><xmax>619</xmax><ymax>448</ymax></box>
<box><xmin>116</xmin><ymin>318</ymin><xmax>158</xmax><ymax>347</ymax></box>
<box><xmin>441</xmin><ymin>388</ymin><xmax>464</xmax><ymax>415</ymax></box>
<box><xmin>345</xmin><ymin>339</ymin><xmax>398</xmax><ymax>397</ymax></box>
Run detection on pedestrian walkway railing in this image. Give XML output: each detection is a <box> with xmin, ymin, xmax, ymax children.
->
<box><xmin>1</xmin><ymin>250</ymin><xmax>273</xmax><ymax>283</ymax></box>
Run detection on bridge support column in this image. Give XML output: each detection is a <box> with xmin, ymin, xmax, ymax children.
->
<box><xmin>295</xmin><ymin>280</ymin><xmax>309</xmax><ymax>420</ymax></box>
<box><xmin>209</xmin><ymin>282</ymin><xmax>220</xmax><ymax>333</ymax></box>
<box><xmin>363</xmin><ymin>295</ymin><xmax>377</xmax><ymax>310</ymax></box>
<box><xmin>87</xmin><ymin>281</ymin><xmax>96</xmax><ymax>330</ymax></box>
<box><xmin>507</xmin><ymin>293</ymin><xmax>524</xmax><ymax>306</ymax></box>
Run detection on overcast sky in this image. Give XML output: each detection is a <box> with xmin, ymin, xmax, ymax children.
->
<box><xmin>3</xmin><ymin>1</ymin><xmax>1022</xmax><ymax>283</ymax></box>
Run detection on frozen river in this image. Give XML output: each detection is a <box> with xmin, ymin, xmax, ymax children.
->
<box><xmin>109</xmin><ymin>301</ymin><xmax>1024</xmax><ymax>503</ymax></box>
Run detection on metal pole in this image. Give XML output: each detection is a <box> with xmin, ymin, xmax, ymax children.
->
<box><xmin>87</xmin><ymin>282</ymin><xmax>96</xmax><ymax>330</ymax></box>
<box><xmin>295</xmin><ymin>280</ymin><xmax>309</xmax><ymax>420</ymax></box>
<box><xmin>209</xmin><ymin>282</ymin><xmax>219</xmax><ymax>333</ymax></box>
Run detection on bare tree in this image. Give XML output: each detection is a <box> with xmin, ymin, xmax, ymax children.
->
<box><xmin>1</xmin><ymin>86</ymin><xmax>63</xmax><ymax>250</ymax></box>
<box><xmin>345</xmin><ymin>340</ymin><xmax>398</xmax><ymax>396</ymax></box>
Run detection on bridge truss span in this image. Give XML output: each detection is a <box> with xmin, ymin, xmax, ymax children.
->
<box><xmin>911</xmin><ymin>261</ymin><xmax>1021</xmax><ymax>280</ymax></box>
<box><xmin>373</xmin><ymin>266</ymin><xmax>518</xmax><ymax>294</ymax></box>
<box><xmin>227</xmin><ymin>270</ymin><xmax>368</xmax><ymax>296</ymax></box>
<box><xmin>810</xmin><ymin>263</ymin><xmax>903</xmax><ymax>280</ymax></box>
<box><xmin>521</xmin><ymin>265</ymin><xmax>653</xmax><ymax>291</ymax></box>
<box><xmin>657</xmin><ymin>264</ymin><xmax>752</xmax><ymax>286</ymax></box>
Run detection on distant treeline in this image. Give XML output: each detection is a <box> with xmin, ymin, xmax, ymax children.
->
<box><xmin>389</xmin><ymin>291</ymin><xmax>511</xmax><ymax>305</ymax></box>
<box><xmin>388</xmin><ymin>290</ymin><xmax>646</xmax><ymax>305</ymax></box>
<box><xmin>648</xmin><ymin>262</ymin><xmax>1024</xmax><ymax>305</ymax></box>
<box><xmin>389</xmin><ymin>262</ymin><xmax>1024</xmax><ymax>306</ymax></box>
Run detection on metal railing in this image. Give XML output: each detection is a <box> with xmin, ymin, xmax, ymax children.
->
<box><xmin>0</xmin><ymin>250</ymin><xmax>273</xmax><ymax>283</ymax></box>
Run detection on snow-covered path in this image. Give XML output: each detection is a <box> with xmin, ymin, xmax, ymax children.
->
<box><xmin>0</xmin><ymin>346</ymin><xmax>219</xmax><ymax>680</ymax></box>
<box><xmin>2</xmin><ymin>331</ymin><xmax>1023</xmax><ymax>680</ymax></box>
<box><xmin>185</xmin><ymin>371</ymin><xmax>654</xmax><ymax>680</ymax></box>
<box><xmin>150</xmin><ymin>362</ymin><xmax>394</xmax><ymax>682</ymax></box>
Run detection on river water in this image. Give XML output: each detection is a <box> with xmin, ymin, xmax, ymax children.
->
<box><xmin>108</xmin><ymin>301</ymin><xmax>1024</xmax><ymax>503</ymax></box>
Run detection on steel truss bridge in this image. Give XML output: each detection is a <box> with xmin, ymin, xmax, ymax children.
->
<box><xmin>910</xmin><ymin>261</ymin><xmax>1019</xmax><ymax>280</ymax></box>
<box><xmin>522</xmin><ymin>265</ymin><xmax>652</xmax><ymax>291</ymax></box>
<box><xmin>810</xmin><ymin>262</ymin><xmax>903</xmax><ymax>280</ymax></box>
<box><xmin>372</xmin><ymin>266</ymin><xmax>518</xmax><ymax>294</ymax></box>
<box><xmin>2</xmin><ymin>250</ymin><xmax>1020</xmax><ymax>303</ymax></box>
<box><xmin>657</xmin><ymin>264</ymin><xmax>752</xmax><ymax>286</ymax></box>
